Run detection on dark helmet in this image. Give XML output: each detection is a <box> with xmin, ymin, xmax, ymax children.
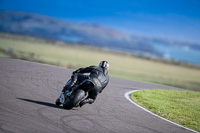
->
<box><xmin>99</xmin><ymin>61</ymin><xmax>109</xmax><ymax>70</ymax></box>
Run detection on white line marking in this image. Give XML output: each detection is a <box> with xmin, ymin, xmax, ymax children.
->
<box><xmin>124</xmin><ymin>90</ymin><xmax>199</xmax><ymax>133</ymax></box>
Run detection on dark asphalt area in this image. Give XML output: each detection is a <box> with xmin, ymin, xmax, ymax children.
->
<box><xmin>0</xmin><ymin>58</ymin><xmax>194</xmax><ymax>133</ymax></box>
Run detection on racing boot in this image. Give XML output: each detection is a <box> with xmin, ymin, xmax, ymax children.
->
<box><xmin>79</xmin><ymin>98</ymin><xmax>94</xmax><ymax>107</ymax></box>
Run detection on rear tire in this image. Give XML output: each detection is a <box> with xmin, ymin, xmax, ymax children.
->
<box><xmin>63</xmin><ymin>89</ymin><xmax>86</xmax><ymax>109</ymax></box>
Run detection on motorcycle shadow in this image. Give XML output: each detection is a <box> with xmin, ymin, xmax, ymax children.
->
<box><xmin>17</xmin><ymin>98</ymin><xmax>64</xmax><ymax>109</ymax></box>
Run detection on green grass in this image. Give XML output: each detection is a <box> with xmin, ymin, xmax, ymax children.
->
<box><xmin>0</xmin><ymin>52</ymin><xmax>11</xmax><ymax>58</ymax></box>
<box><xmin>1</xmin><ymin>33</ymin><xmax>200</xmax><ymax>91</ymax></box>
<box><xmin>131</xmin><ymin>89</ymin><xmax>200</xmax><ymax>132</ymax></box>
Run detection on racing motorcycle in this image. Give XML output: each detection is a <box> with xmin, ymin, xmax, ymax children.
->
<box><xmin>56</xmin><ymin>79</ymin><xmax>94</xmax><ymax>109</ymax></box>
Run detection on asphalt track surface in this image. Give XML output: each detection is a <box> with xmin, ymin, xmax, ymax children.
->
<box><xmin>0</xmin><ymin>58</ymin><xmax>195</xmax><ymax>133</ymax></box>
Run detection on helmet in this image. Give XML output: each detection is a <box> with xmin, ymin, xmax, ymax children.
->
<box><xmin>99</xmin><ymin>61</ymin><xmax>109</xmax><ymax>69</ymax></box>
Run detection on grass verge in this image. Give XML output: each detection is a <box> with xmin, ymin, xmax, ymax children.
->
<box><xmin>131</xmin><ymin>89</ymin><xmax>200</xmax><ymax>132</ymax></box>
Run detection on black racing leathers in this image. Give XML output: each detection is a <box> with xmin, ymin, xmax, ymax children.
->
<box><xmin>68</xmin><ymin>66</ymin><xmax>109</xmax><ymax>105</ymax></box>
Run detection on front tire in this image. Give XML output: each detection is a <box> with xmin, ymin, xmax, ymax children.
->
<box><xmin>55</xmin><ymin>98</ymin><xmax>61</xmax><ymax>106</ymax></box>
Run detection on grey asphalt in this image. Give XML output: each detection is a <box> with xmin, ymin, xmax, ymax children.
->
<box><xmin>0</xmin><ymin>58</ymin><xmax>194</xmax><ymax>133</ymax></box>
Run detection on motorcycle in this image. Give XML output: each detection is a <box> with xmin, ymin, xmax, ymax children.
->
<box><xmin>56</xmin><ymin>79</ymin><xmax>94</xmax><ymax>109</ymax></box>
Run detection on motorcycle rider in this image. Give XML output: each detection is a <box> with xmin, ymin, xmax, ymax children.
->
<box><xmin>56</xmin><ymin>61</ymin><xmax>109</xmax><ymax>107</ymax></box>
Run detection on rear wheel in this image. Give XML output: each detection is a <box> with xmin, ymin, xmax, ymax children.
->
<box><xmin>63</xmin><ymin>89</ymin><xmax>86</xmax><ymax>109</ymax></box>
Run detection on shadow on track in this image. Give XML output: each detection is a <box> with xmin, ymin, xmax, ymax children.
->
<box><xmin>17</xmin><ymin>98</ymin><xmax>63</xmax><ymax>109</ymax></box>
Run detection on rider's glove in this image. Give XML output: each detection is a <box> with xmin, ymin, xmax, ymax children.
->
<box><xmin>72</xmin><ymin>71</ymin><xmax>77</xmax><ymax>75</ymax></box>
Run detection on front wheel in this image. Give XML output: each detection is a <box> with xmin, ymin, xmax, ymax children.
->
<box><xmin>63</xmin><ymin>89</ymin><xmax>86</xmax><ymax>109</ymax></box>
<box><xmin>55</xmin><ymin>98</ymin><xmax>61</xmax><ymax>106</ymax></box>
